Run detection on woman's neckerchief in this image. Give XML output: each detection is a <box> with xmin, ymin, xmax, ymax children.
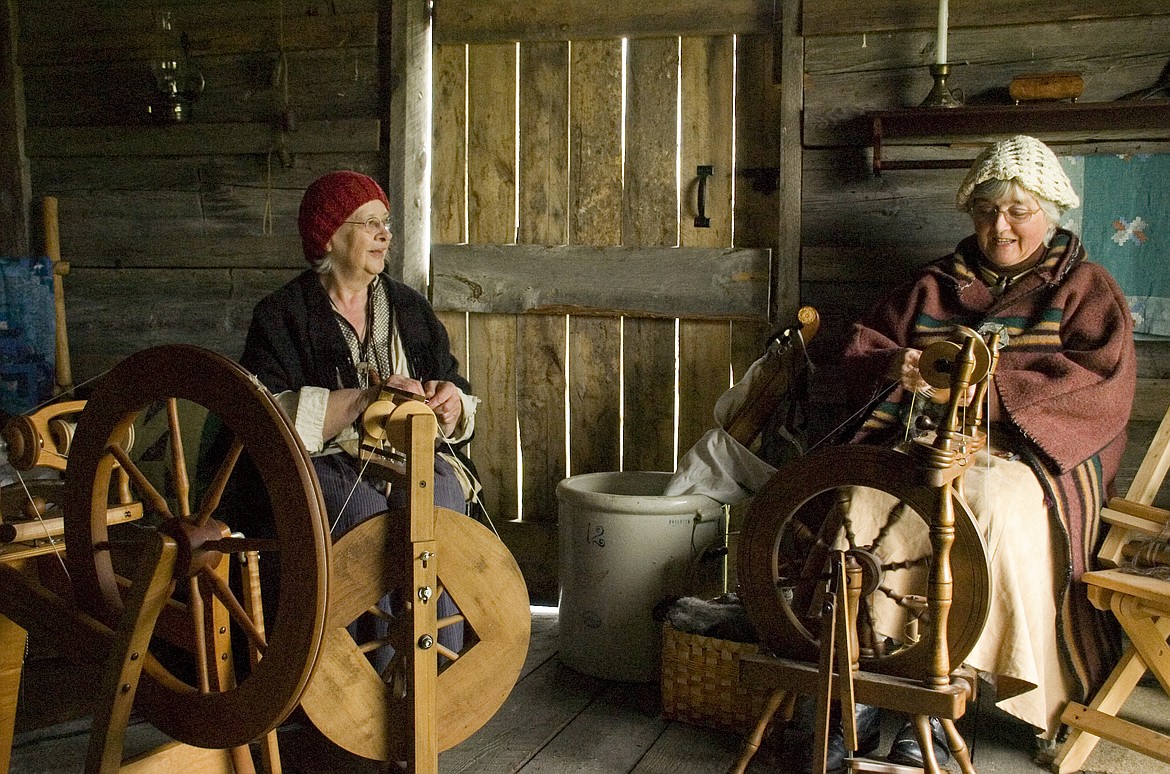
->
<box><xmin>973</xmin><ymin>241</ymin><xmax>1048</xmax><ymax>297</ymax></box>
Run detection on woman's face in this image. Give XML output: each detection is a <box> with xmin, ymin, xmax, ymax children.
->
<box><xmin>327</xmin><ymin>199</ymin><xmax>392</xmax><ymax>279</ymax></box>
<box><xmin>970</xmin><ymin>189</ymin><xmax>1050</xmax><ymax>270</ymax></box>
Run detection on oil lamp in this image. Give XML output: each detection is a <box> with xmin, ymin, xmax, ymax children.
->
<box><xmin>147</xmin><ymin>10</ymin><xmax>204</xmax><ymax>123</ymax></box>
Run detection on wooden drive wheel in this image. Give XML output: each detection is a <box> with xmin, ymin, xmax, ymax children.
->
<box><xmin>61</xmin><ymin>345</ymin><xmax>331</xmax><ymax>750</ymax></box>
<box><xmin>738</xmin><ymin>442</ymin><xmax>991</xmax><ymax>681</ymax></box>
<box><xmin>300</xmin><ymin>506</ymin><xmax>531</xmax><ymax>760</ymax></box>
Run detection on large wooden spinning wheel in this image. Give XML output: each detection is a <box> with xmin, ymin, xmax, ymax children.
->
<box><xmin>60</xmin><ymin>345</ymin><xmax>331</xmax><ymax>750</ymax></box>
<box><xmin>300</xmin><ymin>503</ymin><xmax>531</xmax><ymax>759</ymax></box>
<box><xmin>740</xmin><ymin>443</ymin><xmax>991</xmax><ymax>681</ymax></box>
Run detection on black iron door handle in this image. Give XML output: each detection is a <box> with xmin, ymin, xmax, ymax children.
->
<box><xmin>695</xmin><ymin>165</ymin><xmax>713</xmax><ymax>228</ymax></box>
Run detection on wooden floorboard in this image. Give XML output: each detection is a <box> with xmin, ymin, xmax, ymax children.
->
<box><xmin>439</xmin><ymin>657</ymin><xmax>610</xmax><ymax>773</ymax></box>
<box><xmin>512</xmin><ymin>683</ymin><xmax>668</xmax><ymax>773</ymax></box>
<box><xmin>9</xmin><ymin>606</ymin><xmax>1170</xmax><ymax>773</ymax></box>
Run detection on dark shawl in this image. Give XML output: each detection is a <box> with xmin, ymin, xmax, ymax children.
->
<box><xmin>199</xmin><ymin>270</ymin><xmax>474</xmax><ymax>538</ymax></box>
<box><xmin>841</xmin><ymin>229</ymin><xmax>1137</xmax><ymax>697</ymax></box>
<box><xmin>240</xmin><ymin>269</ymin><xmax>469</xmax><ymax>400</ymax></box>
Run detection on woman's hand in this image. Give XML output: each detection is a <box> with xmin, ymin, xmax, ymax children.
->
<box><xmin>888</xmin><ymin>348</ymin><xmax>929</xmax><ymax>393</ymax></box>
<box><xmin>887</xmin><ymin>347</ymin><xmax>977</xmax><ymax>406</ymax></box>
<box><xmin>423</xmin><ymin>380</ymin><xmax>462</xmax><ymax>436</ymax></box>
<box><xmin>381</xmin><ymin>374</ymin><xmax>425</xmax><ymax>398</ymax></box>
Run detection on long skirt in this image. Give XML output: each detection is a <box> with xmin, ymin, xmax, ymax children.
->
<box><xmin>845</xmin><ymin>445</ymin><xmax>1076</xmax><ymax>738</ymax></box>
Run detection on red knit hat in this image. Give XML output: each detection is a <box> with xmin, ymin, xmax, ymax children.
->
<box><xmin>298</xmin><ymin>171</ymin><xmax>390</xmax><ymax>263</ymax></box>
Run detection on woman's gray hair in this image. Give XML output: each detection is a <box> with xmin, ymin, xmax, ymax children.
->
<box><xmin>312</xmin><ymin>253</ymin><xmax>334</xmax><ymax>275</ymax></box>
<box><xmin>311</xmin><ymin>250</ymin><xmax>390</xmax><ymax>276</ymax></box>
<box><xmin>965</xmin><ymin>178</ymin><xmax>1064</xmax><ymax>244</ymax></box>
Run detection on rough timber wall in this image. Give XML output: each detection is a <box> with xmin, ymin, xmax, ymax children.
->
<box><xmin>15</xmin><ymin>0</ymin><xmax>387</xmax><ymax>381</ymax></box>
<box><xmin>797</xmin><ymin>0</ymin><xmax>1170</xmax><ymax>440</ymax></box>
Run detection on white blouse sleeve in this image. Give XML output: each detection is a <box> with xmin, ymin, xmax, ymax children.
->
<box><xmin>272</xmin><ymin>385</ymin><xmax>332</xmax><ymax>454</ymax></box>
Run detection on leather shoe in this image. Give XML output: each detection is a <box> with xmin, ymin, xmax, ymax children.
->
<box><xmin>790</xmin><ymin>697</ymin><xmax>883</xmax><ymax>774</ymax></box>
<box><xmin>887</xmin><ymin>716</ymin><xmax>951</xmax><ymax>768</ymax></box>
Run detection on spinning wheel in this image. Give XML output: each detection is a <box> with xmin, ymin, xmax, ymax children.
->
<box><xmin>60</xmin><ymin>345</ymin><xmax>331</xmax><ymax>750</ymax></box>
<box><xmin>300</xmin><ymin>506</ymin><xmax>530</xmax><ymax>759</ymax></box>
<box><xmin>738</xmin><ymin>443</ymin><xmax>990</xmax><ymax>681</ymax></box>
<box><xmin>296</xmin><ymin>386</ymin><xmax>531</xmax><ymax>764</ymax></box>
<box><xmin>0</xmin><ymin>346</ymin><xmax>527</xmax><ymax>773</ymax></box>
<box><xmin>734</xmin><ymin>328</ymin><xmax>1001</xmax><ymax>774</ymax></box>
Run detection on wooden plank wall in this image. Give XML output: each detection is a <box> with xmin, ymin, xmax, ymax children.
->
<box><xmin>8</xmin><ymin>0</ymin><xmax>1165</xmax><ymax>599</ymax></box>
<box><xmin>0</xmin><ymin>0</ymin><xmax>29</xmax><ymax>258</ymax></box>
<box><xmin>797</xmin><ymin>0</ymin><xmax>1170</xmax><ymax>440</ymax></box>
<box><xmin>429</xmin><ymin>30</ymin><xmax>778</xmax><ymax>582</ymax></box>
<box><xmin>14</xmin><ymin>0</ymin><xmax>387</xmax><ymax>381</ymax></box>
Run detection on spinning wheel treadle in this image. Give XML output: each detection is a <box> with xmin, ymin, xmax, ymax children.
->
<box><xmin>61</xmin><ymin>345</ymin><xmax>331</xmax><ymax>750</ymax></box>
<box><xmin>738</xmin><ymin>443</ymin><xmax>990</xmax><ymax>681</ymax></box>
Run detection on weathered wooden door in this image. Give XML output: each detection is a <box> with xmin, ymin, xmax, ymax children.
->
<box><xmin>427</xmin><ymin>5</ymin><xmax>787</xmax><ymax>599</ymax></box>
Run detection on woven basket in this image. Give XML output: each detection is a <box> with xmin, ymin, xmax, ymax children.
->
<box><xmin>660</xmin><ymin>624</ymin><xmax>772</xmax><ymax>734</ymax></box>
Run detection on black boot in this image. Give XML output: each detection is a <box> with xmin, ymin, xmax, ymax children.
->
<box><xmin>790</xmin><ymin>696</ymin><xmax>883</xmax><ymax>774</ymax></box>
<box><xmin>887</xmin><ymin>716</ymin><xmax>951</xmax><ymax>768</ymax></box>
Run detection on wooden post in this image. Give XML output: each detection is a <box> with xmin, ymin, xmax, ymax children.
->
<box><xmin>42</xmin><ymin>197</ymin><xmax>73</xmax><ymax>394</ymax></box>
<box><xmin>0</xmin><ymin>0</ymin><xmax>30</xmax><ymax>259</ymax></box>
<box><xmin>405</xmin><ymin>409</ymin><xmax>439</xmax><ymax>773</ymax></box>
<box><xmin>772</xmin><ymin>0</ymin><xmax>803</xmax><ymax>325</ymax></box>
<box><xmin>387</xmin><ymin>0</ymin><xmax>432</xmax><ymax>293</ymax></box>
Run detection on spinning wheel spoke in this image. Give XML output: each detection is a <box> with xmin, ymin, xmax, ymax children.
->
<box><xmin>437</xmin><ymin>612</ymin><xmax>465</xmax><ymax>629</ymax></box>
<box><xmin>877</xmin><ymin>585</ymin><xmax>928</xmax><ymax>611</ymax></box>
<box><xmin>201</xmin><ymin>564</ymin><xmax>268</xmax><ymax>654</ymax></box>
<box><xmin>166</xmin><ymin>399</ymin><xmax>191</xmax><ymax>518</ymax></box>
<box><xmin>870</xmin><ymin>501</ymin><xmax>908</xmax><ymax>553</ymax></box>
<box><xmin>186</xmin><ymin>575</ymin><xmax>211</xmax><ymax>692</ymax></box>
<box><xmin>195</xmin><ymin>436</ymin><xmax>243</xmax><ymax>528</ymax></box>
<box><xmin>881</xmin><ymin>555</ymin><xmax>931</xmax><ymax>573</ymax></box>
<box><xmin>366</xmin><ymin>603</ymin><xmax>395</xmax><ymax>623</ymax></box>
<box><xmin>360</xmin><ymin>636</ymin><xmax>393</xmax><ymax>656</ymax></box>
<box><xmin>106</xmin><ymin>444</ymin><xmax>171</xmax><ymax>520</ymax></box>
<box><xmin>204</xmin><ymin>536</ymin><xmax>278</xmax><ymax>554</ymax></box>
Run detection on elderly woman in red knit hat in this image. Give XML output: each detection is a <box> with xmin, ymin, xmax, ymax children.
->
<box><xmin>790</xmin><ymin>137</ymin><xmax>1137</xmax><ymax>773</ymax></box>
<box><xmin>237</xmin><ymin>170</ymin><xmax>479</xmax><ymax>658</ymax></box>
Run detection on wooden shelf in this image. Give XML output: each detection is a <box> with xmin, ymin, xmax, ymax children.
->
<box><xmin>869</xmin><ymin>99</ymin><xmax>1170</xmax><ymax>174</ymax></box>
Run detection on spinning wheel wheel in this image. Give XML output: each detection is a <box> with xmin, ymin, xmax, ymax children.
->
<box><xmin>60</xmin><ymin>345</ymin><xmax>331</xmax><ymax>750</ymax></box>
<box><xmin>738</xmin><ymin>443</ymin><xmax>990</xmax><ymax>681</ymax></box>
<box><xmin>300</xmin><ymin>506</ymin><xmax>531</xmax><ymax>759</ymax></box>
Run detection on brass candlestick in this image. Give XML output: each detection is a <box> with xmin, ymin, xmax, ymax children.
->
<box><xmin>920</xmin><ymin>63</ymin><xmax>963</xmax><ymax>108</ymax></box>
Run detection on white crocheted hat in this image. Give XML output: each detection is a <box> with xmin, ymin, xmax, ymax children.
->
<box><xmin>955</xmin><ymin>135</ymin><xmax>1079</xmax><ymax>211</ymax></box>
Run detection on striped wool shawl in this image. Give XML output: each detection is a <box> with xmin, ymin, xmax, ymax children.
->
<box><xmin>841</xmin><ymin>228</ymin><xmax>1138</xmax><ymax>696</ymax></box>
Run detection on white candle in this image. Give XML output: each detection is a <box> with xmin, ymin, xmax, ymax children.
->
<box><xmin>936</xmin><ymin>0</ymin><xmax>949</xmax><ymax>64</ymax></box>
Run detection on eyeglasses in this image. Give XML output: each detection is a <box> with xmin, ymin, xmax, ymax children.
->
<box><xmin>344</xmin><ymin>215</ymin><xmax>392</xmax><ymax>235</ymax></box>
<box><xmin>970</xmin><ymin>203</ymin><xmax>1040</xmax><ymax>225</ymax></box>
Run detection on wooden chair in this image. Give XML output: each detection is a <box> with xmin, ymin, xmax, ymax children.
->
<box><xmin>1052</xmin><ymin>402</ymin><xmax>1170</xmax><ymax>772</ymax></box>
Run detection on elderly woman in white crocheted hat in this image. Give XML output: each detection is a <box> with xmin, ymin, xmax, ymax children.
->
<box><xmin>816</xmin><ymin>136</ymin><xmax>1138</xmax><ymax>772</ymax></box>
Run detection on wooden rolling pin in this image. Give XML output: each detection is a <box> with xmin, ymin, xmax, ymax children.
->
<box><xmin>1009</xmin><ymin>72</ymin><xmax>1084</xmax><ymax>104</ymax></box>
